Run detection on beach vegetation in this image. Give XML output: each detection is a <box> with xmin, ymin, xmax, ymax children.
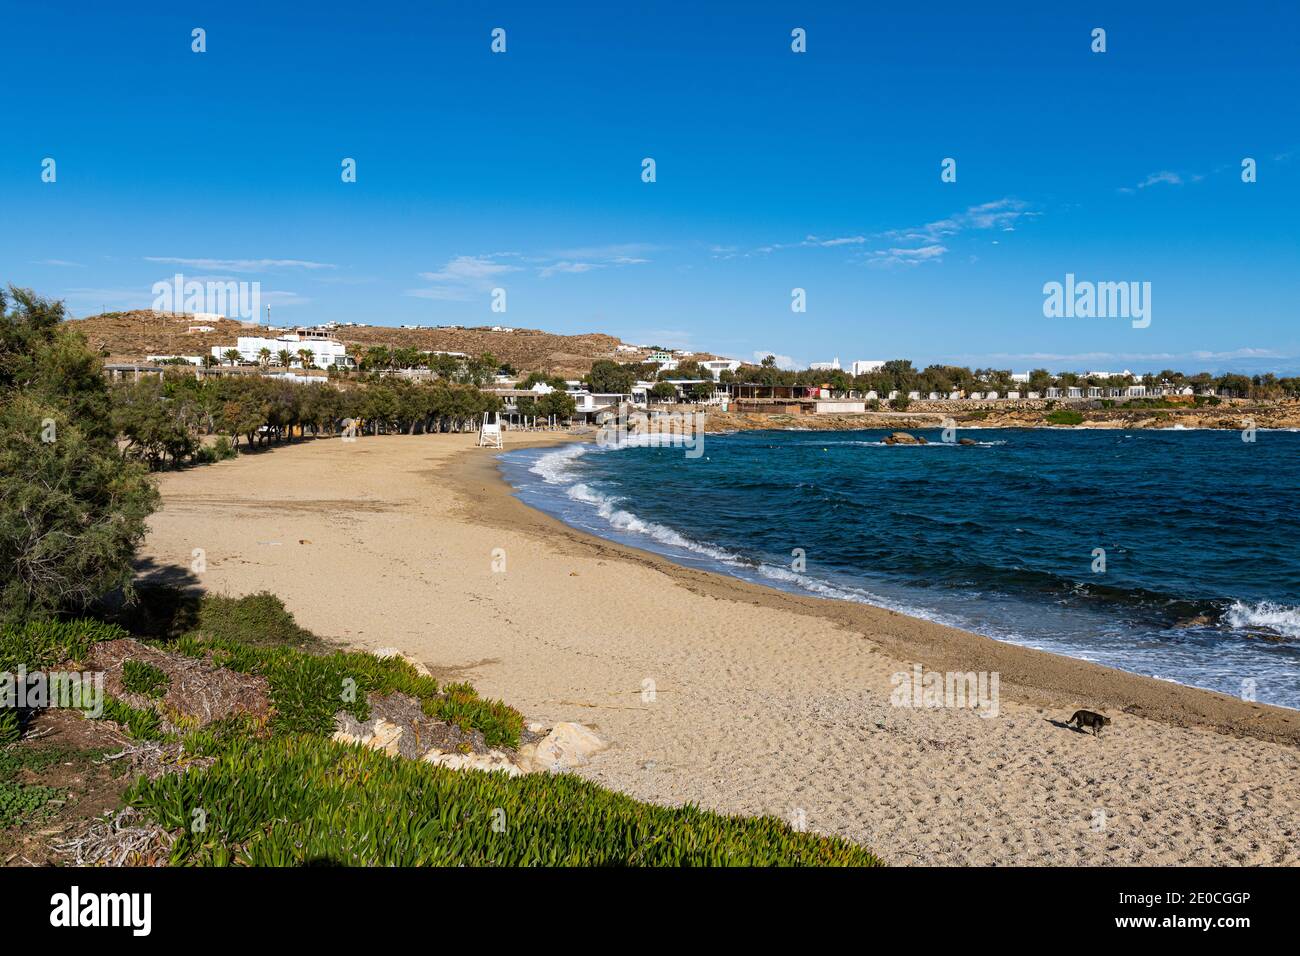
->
<box><xmin>1045</xmin><ymin>409</ymin><xmax>1085</xmax><ymax>426</ymax></box>
<box><xmin>121</xmin><ymin>659</ymin><xmax>169</xmax><ymax>698</ymax></box>
<box><xmin>0</xmin><ymin>287</ymin><xmax>159</xmax><ymax>629</ymax></box>
<box><xmin>126</xmin><ymin>733</ymin><xmax>882</xmax><ymax>866</ymax></box>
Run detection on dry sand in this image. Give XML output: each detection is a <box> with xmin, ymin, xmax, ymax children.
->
<box><xmin>138</xmin><ymin>433</ymin><xmax>1300</xmax><ymax>865</ymax></box>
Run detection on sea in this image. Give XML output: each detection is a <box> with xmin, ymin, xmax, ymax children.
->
<box><xmin>500</xmin><ymin>428</ymin><xmax>1300</xmax><ymax>709</ymax></box>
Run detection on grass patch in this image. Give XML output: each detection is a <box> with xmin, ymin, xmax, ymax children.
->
<box><xmin>122</xmin><ymin>659</ymin><xmax>169</xmax><ymax>698</ymax></box>
<box><xmin>97</xmin><ymin>695</ymin><xmax>165</xmax><ymax>742</ymax></box>
<box><xmin>171</xmin><ymin>633</ymin><xmax>522</xmax><ymax>748</ymax></box>
<box><xmin>153</xmin><ymin>592</ymin><xmax>523</xmax><ymax>748</ymax></box>
<box><xmin>128</xmin><ymin>734</ymin><xmax>882</xmax><ymax>866</ymax></box>
<box><xmin>0</xmin><ymin>618</ymin><xmax>128</xmax><ymax>671</ymax></box>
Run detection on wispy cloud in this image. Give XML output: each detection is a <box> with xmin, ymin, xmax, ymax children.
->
<box><xmin>1119</xmin><ymin>169</ymin><xmax>1205</xmax><ymax>193</ymax></box>
<box><xmin>948</xmin><ymin>348</ymin><xmax>1289</xmax><ymax>364</ymax></box>
<box><xmin>867</xmin><ymin>243</ymin><xmax>949</xmax><ymax>268</ymax></box>
<box><xmin>538</xmin><ymin>261</ymin><xmax>602</xmax><ymax>278</ymax></box>
<box><xmin>743</xmin><ymin>199</ymin><xmax>1031</xmax><ymax>266</ymax></box>
<box><xmin>33</xmin><ymin>258</ymin><xmax>83</xmax><ymax>268</ymax></box>
<box><xmin>409</xmin><ymin>245</ymin><xmax>654</xmax><ymax>296</ymax></box>
<box><xmin>408</xmin><ymin>255</ymin><xmax>522</xmax><ymax>301</ymax></box>
<box><xmin>144</xmin><ymin>257</ymin><xmax>336</xmax><ymax>273</ymax></box>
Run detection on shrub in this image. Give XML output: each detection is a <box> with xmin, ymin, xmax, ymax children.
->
<box><xmin>195</xmin><ymin>435</ymin><xmax>236</xmax><ymax>464</ymax></box>
<box><xmin>1045</xmin><ymin>409</ymin><xmax>1084</xmax><ymax>426</ymax></box>
<box><xmin>122</xmin><ymin>659</ymin><xmax>169</xmax><ymax>698</ymax></box>
<box><xmin>891</xmin><ymin>396</ymin><xmax>910</xmax><ymax>411</ymax></box>
<box><xmin>127</xmin><ymin>734</ymin><xmax>883</xmax><ymax>867</ymax></box>
<box><xmin>194</xmin><ymin>592</ymin><xmax>321</xmax><ymax>650</ymax></box>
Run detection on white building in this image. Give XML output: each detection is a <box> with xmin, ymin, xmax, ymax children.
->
<box><xmin>1010</xmin><ymin>372</ymin><xmax>1031</xmax><ymax>384</ymax></box>
<box><xmin>699</xmin><ymin>358</ymin><xmax>742</xmax><ymax>380</ymax></box>
<box><xmin>809</xmin><ymin>357</ymin><xmax>841</xmax><ymax>371</ymax></box>
<box><xmin>211</xmin><ymin>330</ymin><xmax>354</xmax><ymax>369</ymax></box>
<box><xmin>850</xmin><ymin>360</ymin><xmax>885</xmax><ymax>376</ymax></box>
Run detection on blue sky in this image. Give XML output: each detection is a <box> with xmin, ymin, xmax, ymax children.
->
<box><xmin>2</xmin><ymin>1</ymin><xmax>1297</xmax><ymax>373</ymax></box>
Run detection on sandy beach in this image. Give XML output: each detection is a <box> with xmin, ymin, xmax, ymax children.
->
<box><xmin>137</xmin><ymin>433</ymin><xmax>1300</xmax><ymax>866</ymax></box>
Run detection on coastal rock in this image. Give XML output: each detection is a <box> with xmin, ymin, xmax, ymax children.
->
<box><xmin>332</xmin><ymin>717</ymin><xmax>405</xmax><ymax>756</ymax></box>
<box><xmin>885</xmin><ymin>431</ymin><xmax>925</xmax><ymax>445</ymax></box>
<box><xmin>371</xmin><ymin>647</ymin><xmax>433</xmax><ymax>678</ymax></box>
<box><xmin>516</xmin><ymin>721</ymin><xmax>609</xmax><ymax>773</ymax></box>
<box><xmin>958</xmin><ymin>437</ymin><xmax>977</xmax><ymax>445</ymax></box>
<box><xmin>422</xmin><ymin>748</ymin><xmax>525</xmax><ymax>777</ymax></box>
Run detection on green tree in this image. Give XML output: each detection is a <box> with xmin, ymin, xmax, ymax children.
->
<box><xmin>537</xmin><ymin>390</ymin><xmax>576</xmax><ymax>422</ymax></box>
<box><xmin>0</xmin><ymin>287</ymin><xmax>159</xmax><ymax>628</ymax></box>
<box><xmin>585</xmin><ymin>360</ymin><xmax>635</xmax><ymax>394</ymax></box>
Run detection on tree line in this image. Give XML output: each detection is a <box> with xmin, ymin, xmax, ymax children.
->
<box><xmin>718</xmin><ymin>357</ymin><xmax>1300</xmax><ymax>399</ymax></box>
<box><xmin>110</xmin><ymin>373</ymin><xmax>511</xmax><ymax>468</ymax></box>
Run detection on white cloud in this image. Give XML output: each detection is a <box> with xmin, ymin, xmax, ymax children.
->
<box><xmin>144</xmin><ymin>257</ymin><xmax>336</xmax><ymax>273</ymax></box>
<box><xmin>745</xmin><ymin>199</ymin><xmax>1030</xmax><ymax>266</ymax></box>
<box><xmin>407</xmin><ymin>255</ymin><xmax>521</xmax><ymax>300</ymax></box>
<box><xmin>418</xmin><ymin>255</ymin><xmax>520</xmax><ymax>283</ymax></box>
<box><xmin>1138</xmin><ymin>171</ymin><xmax>1183</xmax><ymax>188</ymax></box>
<box><xmin>752</xmin><ymin>350</ymin><xmax>800</xmax><ymax>370</ymax></box>
<box><xmin>868</xmin><ymin>244</ymin><xmax>949</xmax><ymax>267</ymax></box>
<box><xmin>33</xmin><ymin>259</ymin><xmax>82</xmax><ymax>267</ymax></box>
<box><xmin>538</xmin><ymin>261</ymin><xmax>602</xmax><ymax>278</ymax></box>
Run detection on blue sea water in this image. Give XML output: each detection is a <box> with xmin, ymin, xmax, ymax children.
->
<box><xmin>500</xmin><ymin>429</ymin><xmax>1300</xmax><ymax>709</ymax></box>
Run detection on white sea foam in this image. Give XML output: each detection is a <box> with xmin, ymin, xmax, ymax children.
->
<box><xmin>1224</xmin><ymin>600</ymin><xmax>1300</xmax><ymax>639</ymax></box>
<box><xmin>528</xmin><ymin>443</ymin><xmax>590</xmax><ymax>484</ymax></box>
<box><xmin>544</xmin><ymin>455</ymin><xmax>983</xmax><ymax>632</ymax></box>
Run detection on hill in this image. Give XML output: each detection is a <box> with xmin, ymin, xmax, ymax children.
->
<box><xmin>62</xmin><ymin>310</ymin><xmax>693</xmax><ymax>376</ymax></box>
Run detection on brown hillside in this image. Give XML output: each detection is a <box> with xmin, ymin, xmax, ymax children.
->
<box><xmin>61</xmin><ymin>311</ymin><xmax>700</xmax><ymax>376</ymax></box>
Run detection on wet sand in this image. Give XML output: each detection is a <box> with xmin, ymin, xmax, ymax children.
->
<box><xmin>139</xmin><ymin>433</ymin><xmax>1300</xmax><ymax>865</ymax></box>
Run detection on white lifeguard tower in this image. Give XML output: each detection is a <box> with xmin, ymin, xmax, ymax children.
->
<box><xmin>478</xmin><ymin>411</ymin><xmax>503</xmax><ymax>448</ymax></box>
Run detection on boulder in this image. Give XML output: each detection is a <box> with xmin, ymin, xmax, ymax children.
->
<box><xmin>885</xmin><ymin>431</ymin><xmax>924</xmax><ymax>445</ymax></box>
<box><xmin>515</xmin><ymin>721</ymin><xmax>609</xmax><ymax>773</ymax></box>
<box><xmin>422</xmin><ymin>748</ymin><xmax>525</xmax><ymax>777</ymax></box>
<box><xmin>332</xmin><ymin>717</ymin><xmax>405</xmax><ymax>756</ymax></box>
<box><xmin>958</xmin><ymin>437</ymin><xmax>977</xmax><ymax>445</ymax></box>
<box><xmin>371</xmin><ymin>647</ymin><xmax>433</xmax><ymax>678</ymax></box>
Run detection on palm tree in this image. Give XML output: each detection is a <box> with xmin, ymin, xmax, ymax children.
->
<box><xmin>258</xmin><ymin>347</ymin><xmax>272</xmax><ymax>368</ymax></box>
<box><xmin>277</xmin><ymin>349</ymin><xmax>293</xmax><ymax>368</ymax></box>
<box><xmin>222</xmin><ymin>349</ymin><xmax>241</xmax><ymax>367</ymax></box>
<box><xmin>297</xmin><ymin>348</ymin><xmax>314</xmax><ymax>370</ymax></box>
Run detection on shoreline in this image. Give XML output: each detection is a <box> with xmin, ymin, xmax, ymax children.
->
<box><xmin>463</xmin><ymin>436</ymin><xmax>1300</xmax><ymax>747</ymax></box>
<box><xmin>137</xmin><ymin>433</ymin><xmax>1300</xmax><ymax>864</ymax></box>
